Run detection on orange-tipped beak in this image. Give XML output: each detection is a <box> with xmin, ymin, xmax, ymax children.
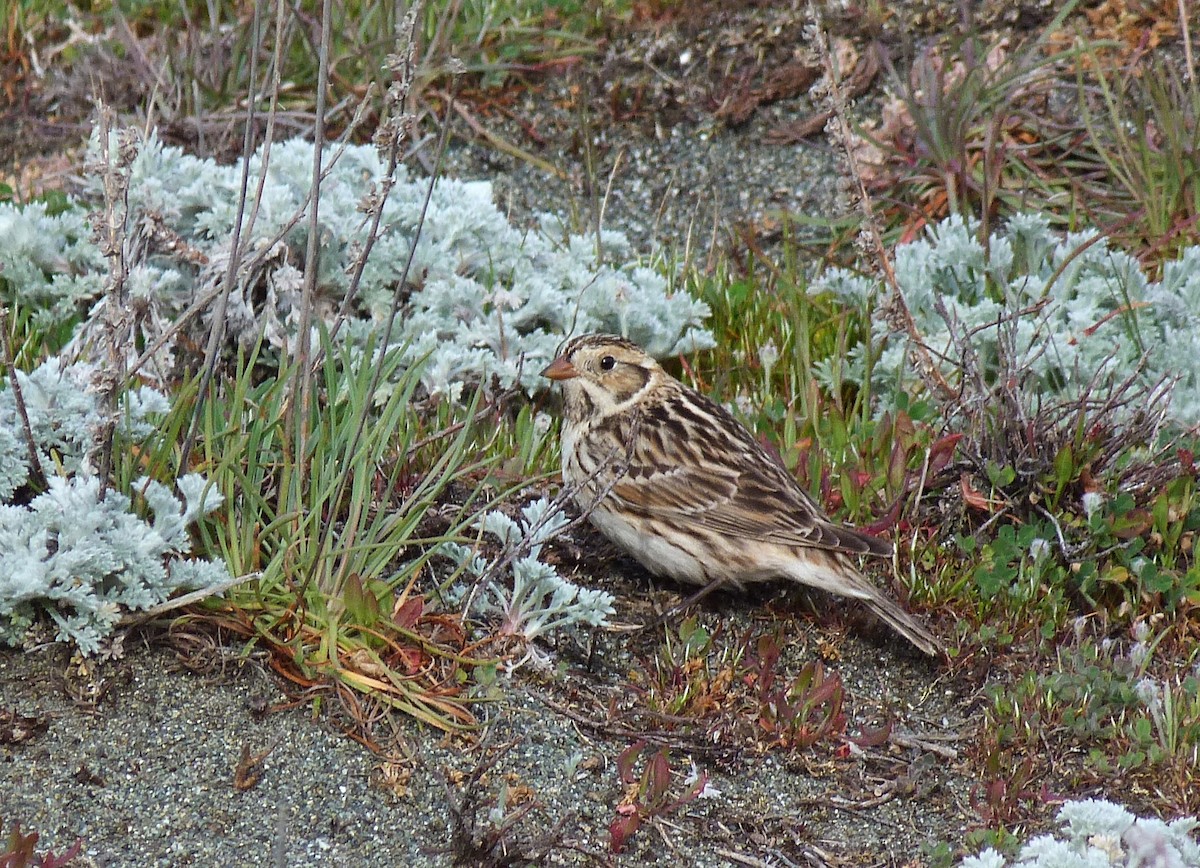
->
<box><xmin>541</xmin><ymin>357</ymin><xmax>579</xmax><ymax>381</ymax></box>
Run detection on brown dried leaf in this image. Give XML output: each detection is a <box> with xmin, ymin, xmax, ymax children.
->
<box><xmin>233</xmin><ymin>740</ymin><xmax>278</xmax><ymax>791</ymax></box>
<box><xmin>960</xmin><ymin>473</ymin><xmax>995</xmax><ymax>513</ymax></box>
<box><xmin>0</xmin><ymin>707</ymin><xmax>49</xmax><ymax>745</ymax></box>
<box><xmin>714</xmin><ymin>59</ymin><xmax>820</xmax><ymax>125</ymax></box>
<box><xmin>376</xmin><ymin>758</ymin><xmax>414</xmax><ymax>798</ymax></box>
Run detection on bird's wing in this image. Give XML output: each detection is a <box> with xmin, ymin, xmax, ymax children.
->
<box><xmin>593</xmin><ymin>388</ymin><xmax>890</xmax><ymax>557</ymax></box>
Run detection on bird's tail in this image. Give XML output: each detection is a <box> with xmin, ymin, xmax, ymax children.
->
<box><xmin>860</xmin><ymin>591</ymin><xmax>941</xmax><ymax>657</ymax></box>
<box><xmin>787</xmin><ymin>549</ymin><xmax>942</xmax><ymax>656</ymax></box>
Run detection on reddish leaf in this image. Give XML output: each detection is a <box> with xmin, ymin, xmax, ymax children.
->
<box><xmin>388</xmin><ymin>646</ymin><xmax>425</xmax><ymax>675</ymax></box>
<box><xmin>960</xmin><ymin>473</ymin><xmax>993</xmax><ymax>512</ymax></box>
<box><xmin>850</xmin><ymin>720</ymin><xmax>893</xmax><ymax>748</ymax></box>
<box><xmin>927</xmin><ymin>433</ymin><xmax>963</xmax><ymax>476</ymax></box>
<box><xmin>616</xmin><ymin>740</ymin><xmax>646</xmax><ymax>785</ymax></box>
<box><xmin>608</xmin><ymin>810</ymin><xmax>642</xmax><ymax>853</ymax></box>
<box><xmin>392</xmin><ymin>596</ymin><xmax>423</xmax><ymax>629</ymax></box>
<box><xmin>233</xmin><ymin>740</ymin><xmax>278</xmax><ymax>791</ymax></box>
<box><xmin>646</xmin><ymin>750</ymin><xmax>672</xmax><ymax>802</ymax></box>
<box><xmin>863</xmin><ymin>497</ymin><xmax>902</xmax><ymax>536</ymax></box>
<box><xmin>4</xmin><ymin>823</ymin><xmax>39</xmax><ymax>864</ymax></box>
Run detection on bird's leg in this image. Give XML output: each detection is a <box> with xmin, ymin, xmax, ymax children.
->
<box><xmin>641</xmin><ymin>576</ymin><xmax>730</xmax><ymax>631</ymax></box>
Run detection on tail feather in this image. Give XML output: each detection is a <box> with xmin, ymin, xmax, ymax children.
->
<box><xmin>794</xmin><ymin>550</ymin><xmax>941</xmax><ymax>656</ymax></box>
<box><xmin>861</xmin><ymin>592</ymin><xmax>941</xmax><ymax>656</ymax></box>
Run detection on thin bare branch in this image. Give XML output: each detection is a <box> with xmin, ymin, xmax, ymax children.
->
<box><xmin>0</xmin><ymin>303</ymin><xmax>46</xmax><ymax>488</ymax></box>
<box><xmin>179</xmin><ymin>0</ymin><xmax>268</xmax><ymax>473</ymax></box>
<box><xmin>290</xmin><ymin>0</ymin><xmax>335</xmax><ymax>485</ymax></box>
<box><xmin>88</xmin><ymin>103</ymin><xmax>136</xmax><ymax>501</ymax></box>
<box><xmin>807</xmin><ymin>3</ymin><xmax>955</xmax><ymax>402</ymax></box>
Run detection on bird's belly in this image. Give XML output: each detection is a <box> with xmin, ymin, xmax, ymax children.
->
<box><xmin>587</xmin><ymin>508</ymin><xmax>713</xmax><ymax>585</ymax></box>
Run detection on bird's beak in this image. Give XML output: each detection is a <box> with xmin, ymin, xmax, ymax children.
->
<box><xmin>541</xmin><ymin>356</ymin><xmax>579</xmax><ymax>381</ymax></box>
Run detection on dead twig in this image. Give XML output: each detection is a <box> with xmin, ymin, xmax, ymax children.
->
<box><xmin>807</xmin><ymin>7</ymin><xmax>955</xmax><ymax>403</ymax></box>
<box><xmin>117</xmin><ymin>573</ymin><xmax>258</xmax><ymax>627</ymax></box>
<box><xmin>440</xmin><ymin>732</ymin><xmax>581</xmax><ymax>866</ymax></box>
<box><xmin>888</xmin><ymin>729</ymin><xmax>961</xmax><ymax>760</ymax></box>
<box><xmin>534</xmin><ymin>692</ymin><xmax>734</xmax><ymax>758</ymax></box>
<box><xmin>87</xmin><ymin>104</ymin><xmax>136</xmax><ymax>501</ymax></box>
<box><xmin>0</xmin><ymin>302</ymin><xmax>46</xmax><ymax>488</ymax></box>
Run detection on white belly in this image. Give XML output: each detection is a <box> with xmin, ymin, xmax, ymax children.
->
<box><xmin>587</xmin><ymin>506</ymin><xmax>710</xmax><ymax>586</ymax></box>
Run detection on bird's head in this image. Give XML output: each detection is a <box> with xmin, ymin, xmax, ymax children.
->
<box><xmin>541</xmin><ymin>333</ymin><xmax>662</xmax><ymax>420</ymax></box>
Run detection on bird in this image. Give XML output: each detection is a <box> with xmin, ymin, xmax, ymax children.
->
<box><xmin>540</xmin><ymin>333</ymin><xmax>940</xmax><ymax>656</ymax></box>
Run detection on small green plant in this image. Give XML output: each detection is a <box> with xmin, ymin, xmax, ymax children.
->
<box><xmin>1078</xmin><ymin>48</ymin><xmax>1200</xmax><ymax>261</ymax></box>
<box><xmin>637</xmin><ymin>616</ymin><xmax>733</xmax><ymax>720</ymax></box>
<box><xmin>745</xmin><ymin>636</ymin><xmax>890</xmax><ymax>751</ymax></box>
<box><xmin>984</xmin><ymin>624</ymin><xmax>1200</xmax><ymax>813</ymax></box>
<box><xmin>1128</xmin><ymin>670</ymin><xmax>1200</xmax><ymax>775</ymax></box>
<box><xmin>884</xmin><ymin>24</ymin><xmax>1080</xmax><ymax>227</ymax></box>
<box><xmin>967</xmin><ymin>749</ymin><xmax>1050</xmax><ymax>850</ymax></box>
<box><xmin>191</xmin><ymin>336</ymin><xmax>495</xmax><ymax>731</ymax></box>
<box><xmin>960</xmin><ymin>522</ymin><xmax>1063</xmax><ymax>612</ymax></box>
<box><xmin>608</xmin><ymin>740</ymin><xmax>711</xmax><ymax>854</ymax></box>
<box><xmin>1074</xmin><ymin>483</ymin><xmax>1200</xmax><ymax>618</ymax></box>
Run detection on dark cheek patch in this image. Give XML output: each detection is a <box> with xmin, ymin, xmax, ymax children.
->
<box><xmin>611</xmin><ymin>366</ymin><xmax>651</xmax><ymax>402</ymax></box>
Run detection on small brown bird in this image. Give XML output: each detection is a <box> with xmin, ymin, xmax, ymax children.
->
<box><xmin>541</xmin><ymin>333</ymin><xmax>940</xmax><ymax>656</ymax></box>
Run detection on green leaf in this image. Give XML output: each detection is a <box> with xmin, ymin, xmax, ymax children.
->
<box><xmin>342</xmin><ymin>573</ymin><xmax>379</xmax><ymax>627</ymax></box>
<box><xmin>1053</xmin><ymin>444</ymin><xmax>1075</xmax><ymax>495</ymax></box>
<box><xmin>1132</xmin><ymin>717</ymin><xmax>1152</xmax><ymax>742</ymax></box>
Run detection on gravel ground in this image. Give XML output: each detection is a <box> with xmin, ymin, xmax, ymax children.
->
<box><xmin>437</xmin><ymin>28</ymin><xmax>846</xmax><ymax>262</ymax></box>
<box><xmin>1</xmin><ymin>592</ymin><xmax>976</xmax><ymax>867</ymax></box>
<box><xmin>441</xmin><ymin>104</ymin><xmax>845</xmax><ymax>269</ymax></box>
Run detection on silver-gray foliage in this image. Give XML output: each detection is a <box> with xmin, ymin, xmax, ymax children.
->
<box><xmin>815</xmin><ymin>213</ymin><xmax>1200</xmax><ymax>426</ymax></box>
<box><xmin>0</xmin><ymin>359</ymin><xmax>229</xmax><ymax>653</ymax></box>
<box><xmin>442</xmin><ymin>497</ymin><xmax>615</xmax><ymax>664</ymax></box>
<box><xmin>0</xmin><ymin>473</ymin><xmax>227</xmax><ymax>655</ymax></box>
<box><xmin>7</xmin><ymin>133</ymin><xmax>714</xmax><ymax>398</ymax></box>
<box><xmin>961</xmin><ymin>797</ymin><xmax>1200</xmax><ymax>867</ymax></box>
<box><xmin>0</xmin><ymin>358</ymin><xmax>168</xmax><ymax>500</ymax></box>
<box><xmin>0</xmin><ymin>201</ymin><xmax>106</xmax><ymax>328</ymax></box>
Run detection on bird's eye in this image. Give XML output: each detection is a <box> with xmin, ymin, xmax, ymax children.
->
<box><xmin>599</xmin><ymin>355</ymin><xmax>616</xmax><ymax>371</ymax></box>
